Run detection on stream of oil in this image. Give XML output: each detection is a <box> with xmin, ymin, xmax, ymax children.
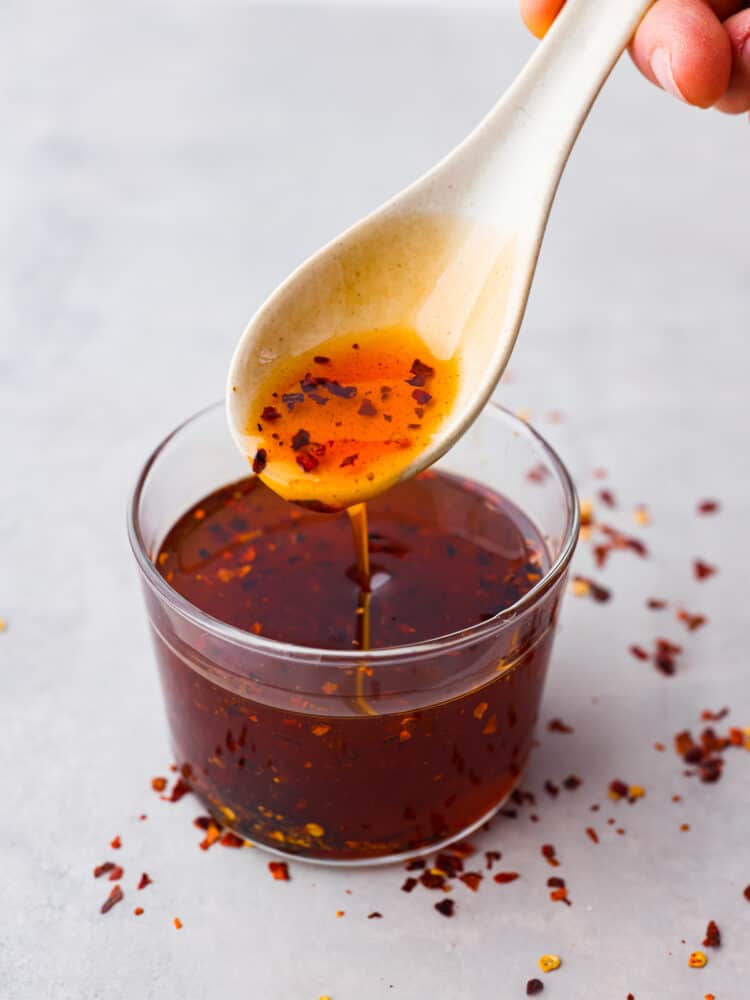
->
<box><xmin>347</xmin><ymin>502</ymin><xmax>377</xmax><ymax>715</ymax></box>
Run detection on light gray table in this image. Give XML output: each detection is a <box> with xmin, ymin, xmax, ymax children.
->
<box><xmin>2</xmin><ymin>3</ymin><xmax>749</xmax><ymax>998</ymax></box>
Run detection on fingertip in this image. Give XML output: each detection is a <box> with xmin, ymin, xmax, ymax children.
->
<box><xmin>715</xmin><ymin>9</ymin><xmax>750</xmax><ymax>114</ymax></box>
<box><xmin>630</xmin><ymin>0</ymin><xmax>732</xmax><ymax>108</ymax></box>
<box><xmin>520</xmin><ymin>0</ymin><xmax>566</xmax><ymax>40</ymax></box>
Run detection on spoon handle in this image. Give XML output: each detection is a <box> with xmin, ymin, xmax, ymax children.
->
<box><xmin>426</xmin><ymin>0</ymin><xmax>655</xmax><ymax>224</ymax></box>
<box><xmin>504</xmin><ymin>0</ymin><xmax>655</xmax><ymax>155</ymax></box>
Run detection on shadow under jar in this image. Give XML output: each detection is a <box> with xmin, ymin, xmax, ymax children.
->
<box><xmin>128</xmin><ymin>401</ymin><xmax>578</xmax><ymax>865</ymax></box>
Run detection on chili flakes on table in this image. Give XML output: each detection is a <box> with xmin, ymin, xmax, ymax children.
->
<box><xmin>703</xmin><ymin>920</ymin><xmax>720</xmax><ymax>948</ymax></box>
<box><xmin>494</xmin><ymin>872</ymin><xmax>520</xmax><ymax>884</ymax></box>
<box><xmin>571</xmin><ymin>575</ymin><xmax>611</xmax><ymax>602</ymax></box>
<box><xmin>100</xmin><ymin>884</ymin><xmax>124</xmax><ymax>915</ymax></box>
<box><xmin>693</xmin><ymin>560</ymin><xmax>717</xmax><ymax>581</ymax></box>
<box><xmin>547</xmin><ymin>718</ymin><xmax>574</xmax><ymax>734</ymax></box>
<box><xmin>434</xmin><ymin>899</ymin><xmax>455</xmax><ymax>917</ymax></box>
<box><xmin>677</xmin><ymin>608</ymin><xmax>708</xmax><ymax>632</ymax></box>
<box><xmin>526</xmin><ymin>979</ymin><xmax>544</xmax><ymax>995</ymax></box>
<box><xmin>268</xmin><ymin>861</ymin><xmax>290</xmax><ymax>881</ymax></box>
<box><xmin>697</xmin><ymin>499</ymin><xmax>720</xmax><ymax>515</ymax></box>
<box><xmin>537</xmin><ymin>955</ymin><xmax>561</xmax><ymax>974</ymax></box>
<box><xmin>541</xmin><ymin>844</ymin><xmax>559</xmax><ymax>867</ymax></box>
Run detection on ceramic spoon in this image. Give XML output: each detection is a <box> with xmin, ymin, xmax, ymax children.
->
<box><xmin>227</xmin><ymin>0</ymin><xmax>654</xmax><ymax>504</ymax></box>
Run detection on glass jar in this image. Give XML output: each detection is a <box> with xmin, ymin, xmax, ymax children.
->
<box><xmin>128</xmin><ymin>401</ymin><xmax>578</xmax><ymax>865</ymax></box>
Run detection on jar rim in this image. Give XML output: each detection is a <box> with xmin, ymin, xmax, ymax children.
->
<box><xmin>127</xmin><ymin>400</ymin><xmax>579</xmax><ymax>665</ymax></box>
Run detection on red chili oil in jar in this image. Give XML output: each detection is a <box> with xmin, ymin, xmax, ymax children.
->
<box><xmin>149</xmin><ymin>470</ymin><xmax>561</xmax><ymax>861</ymax></box>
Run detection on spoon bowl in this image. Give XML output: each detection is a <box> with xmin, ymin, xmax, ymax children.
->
<box><xmin>228</xmin><ymin>0</ymin><xmax>653</xmax><ymax>508</ymax></box>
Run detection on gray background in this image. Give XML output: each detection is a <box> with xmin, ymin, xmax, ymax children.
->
<box><xmin>2</xmin><ymin>2</ymin><xmax>749</xmax><ymax>998</ymax></box>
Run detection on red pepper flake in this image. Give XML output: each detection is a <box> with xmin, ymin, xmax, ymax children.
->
<box><xmin>547</xmin><ymin>718</ymin><xmax>574</xmax><ymax>734</ymax></box>
<box><xmin>405</xmin><ymin>858</ymin><xmax>426</xmax><ymax>871</ymax></box>
<box><xmin>459</xmin><ymin>872</ymin><xmax>483</xmax><ymax>892</ymax></box>
<box><xmin>701</xmin><ymin>707</ymin><xmax>729</xmax><ymax>722</ymax></box>
<box><xmin>702</xmin><ymin>920</ymin><xmax>721</xmax><ymax>948</ymax></box>
<box><xmin>295</xmin><ymin>451</ymin><xmax>319</xmax><ymax>473</ymax></box>
<box><xmin>654</xmin><ymin>742</ymin><xmax>666</xmax><ymax>752</ymax></box>
<box><xmin>677</xmin><ymin>608</ymin><xmax>708</xmax><ymax>632</ymax></box>
<box><xmin>571</xmin><ymin>575</ymin><xmax>611</xmax><ymax>602</ymax></box>
<box><xmin>434</xmin><ymin>898</ymin><xmax>455</xmax><ymax>917</ymax></box>
<box><xmin>549</xmin><ymin>887</ymin><xmax>570</xmax><ymax>904</ymax></box>
<box><xmin>744</xmin><ymin>885</ymin><xmax>750</xmax><ymax>902</ymax></box>
<box><xmin>324</xmin><ymin>380</ymin><xmax>357</xmax><ymax>399</ymax></box>
<box><xmin>594</xmin><ymin>524</ymin><xmax>649</xmax><ymax>567</ymax></box>
<box><xmin>150</xmin><ymin>776</ymin><xmax>167</xmax><ymax>793</ymax></box>
<box><xmin>693</xmin><ymin>560</ymin><xmax>717</xmax><ymax>581</ymax></box>
<box><xmin>268</xmin><ymin>861</ymin><xmax>290</xmax><ymax>881</ymax></box>
<box><xmin>199</xmin><ymin>819</ymin><xmax>222</xmax><ymax>851</ymax></box>
<box><xmin>697</xmin><ymin>499</ymin><xmax>720</xmax><ymax>515</ymax></box>
<box><xmin>220</xmin><ymin>832</ymin><xmax>245</xmax><ymax>848</ymax></box>
<box><xmin>654</xmin><ymin>637</ymin><xmax>683</xmax><ymax>677</ymax></box>
<box><xmin>358</xmin><ymin>398</ymin><xmax>378</xmax><ymax>417</ymax></box>
<box><xmin>406</xmin><ymin>359</ymin><xmax>435</xmax><ymax>387</ymax></box>
<box><xmin>543</xmin><ymin>780</ymin><xmax>559</xmax><ymax>798</ymax></box>
<box><xmin>444</xmin><ymin>840</ymin><xmax>476</xmax><ymax>859</ymax></box>
<box><xmin>339</xmin><ymin>454</ymin><xmax>358</xmax><ymax>468</ymax></box>
<box><xmin>633</xmin><ymin>504</ymin><xmax>651</xmax><ymax>526</ymax></box>
<box><xmin>161</xmin><ymin>777</ymin><xmax>191</xmax><ymax>802</ymax></box>
<box><xmin>252</xmin><ymin>448</ymin><xmax>267</xmax><ymax>474</ymax></box>
<box><xmin>411</xmin><ymin>389</ymin><xmax>432</xmax><ymax>406</ymax></box>
<box><xmin>110</xmin><ymin>836</ymin><xmax>122</xmax><ymax>850</ymax></box>
<box><xmin>598</xmin><ymin>488</ymin><xmax>616</xmax><ymax>507</ymax></box>
<box><xmin>629</xmin><ymin>644</ymin><xmax>649</xmax><ymax>661</ymax></box>
<box><xmin>585</xmin><ymin>827</ymin><xmax>599</xmax><ymax>844</ymax></box>
<box><xmin>526</xmin><ymin>980</ymin><xmax>544</xmax><ymax>996</ymax></box>
<box><xmin>485</xmin><ymin>850</ymin><xmax>501</xmax><ymax>870</ymax></box>
<box><xmin>674</xmin><ymin>730</ymin><xmax>697</xmax><ymax>758</ymax></box>
<box><xmin>93</xmin><ymin>862</ymin><xmax>115</xmax><ymax>878</ymax></box>
<box><xmin>526</xmin><ymin>463</ymin><xmax>549</xmax><ymax>484</ymax></box>
<box><xmin>173</xmin><ymin>917</ymin><xmax>183</xmax><ymax>930</ymax></box>
<box><xmin>313</xmin><ymin>356</ymin><xmax>330</xmax><ymax>365</ymax></box>
<box><xmin>100</xmin><ymin>884</ymin><xmax>124</xmax><ymax>915</ymax></box>
<box><xmin>435</xmin><ymin>852</ymin><xmax>464</xmax><ymax>878</ymax></box>
<box><xmin>646</xmin><ymin>598</ymin><xmax>667</xmax><ymax>610</ymax></box>
<box><xmin>494</xmin><ymin>872</ymin><xmax>520</xmax><ymax>884</ymax></box>
<box><xmin>290</xmin><ymin>429</ymin><xmax>310</xmax><ymax>451</ymax></box>
<box><xmin>137</xmin><ymin>872</ymin><xmax>152</xmax><ymax>890</ymax></box>
<box><xmin>563</xmin><ymin>775</ymin><xmax>582</xmax><ymax>790</ymax></box>
<box><xmin>261</xmin><ymin>405</ymin><xmax>282</xmax><ymax>422</ymax></box>
<box><xmin>608</xmin><ymin>780</ymin><xmax>629</xmax><ymax>801</ymax></box>
<box><xmin>420</xmin><ymin>870</ymin><xmax>447</xmax><ymax>890</ymax></box>
<box><xmin>134</xmin><ymin>907</ymin><xmax>144</xmax><ymax>916</ymax></box>
<box><xmin>281</xmin><ymin>391</ymin><xmax>305</xmax><ymax>410</ymax></box>
<box><xmin>108</xmin><ymin>865</ymin><xmax>124</xmax><ymax>882</ymax></box>
<box><xmin>541</xmin><ymin>844</ymin><xmax>559</xmax><ymax>867</ymax></box>
<box><xmin>401</xmin><ymin>877</ymin><xmax>418</xmax><ymax>893</ymax></box>
<box><xmin>368</xmin><ymin>911</ymin><xmax>382</xmax><ymax>919</ymax></box>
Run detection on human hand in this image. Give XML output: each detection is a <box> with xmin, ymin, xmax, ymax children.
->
<box><xmin>520</xmin><ymin>0</ymin><xmax>750</xmax><ymax>115</ymax></box>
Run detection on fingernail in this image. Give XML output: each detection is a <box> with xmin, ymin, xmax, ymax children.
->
<box><xmin>650</xmin><ymin>47</ymin><xmax>687</xmax><ymax>102</ymax></box>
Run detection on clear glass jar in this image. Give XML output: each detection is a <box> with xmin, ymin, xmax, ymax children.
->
<box><xmin>128</xmin><ymin>401</ymin><xmax>578</xmax><ymax>865</ymax></box>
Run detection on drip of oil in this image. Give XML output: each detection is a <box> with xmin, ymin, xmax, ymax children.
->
<box><xmin>347</xmin><ymin>501</ymin><xmax>376</xmax><ymax>715</ymax></box>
